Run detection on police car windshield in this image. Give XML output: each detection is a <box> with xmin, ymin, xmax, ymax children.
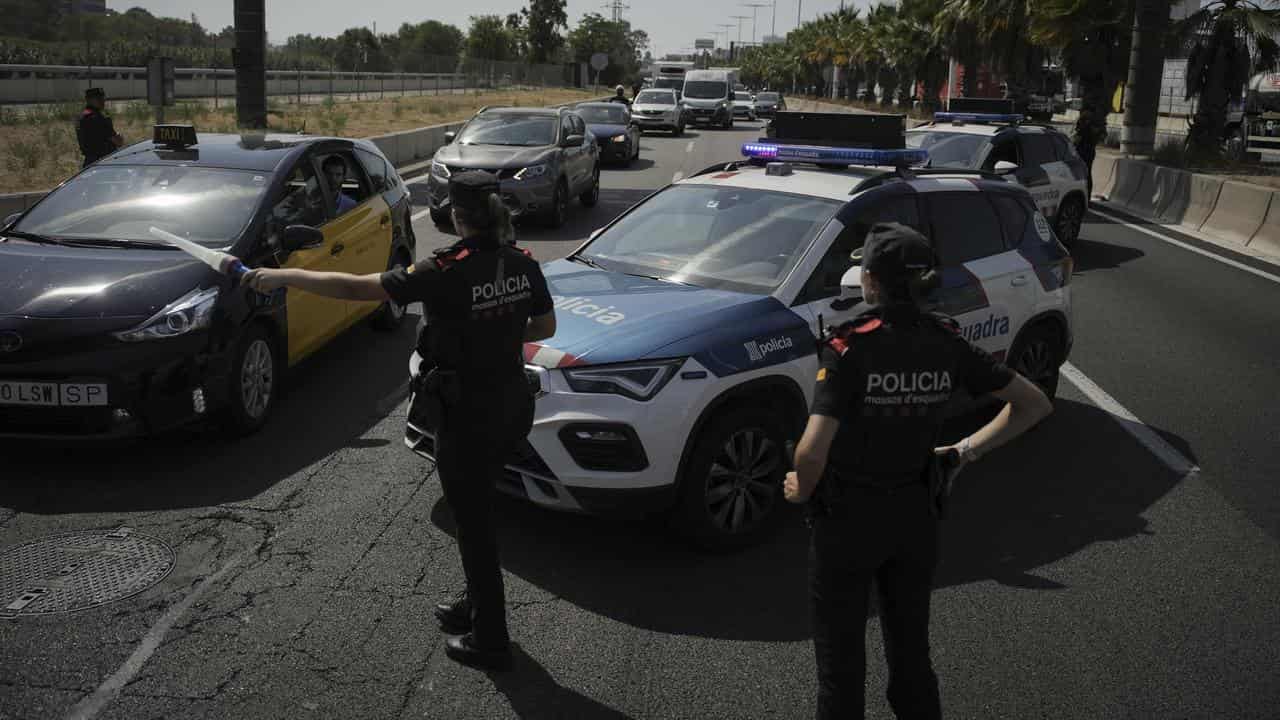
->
<box><xmin>635</xmin><ymin>91</ymin><xmax>674</xmax><ymax>105</ymax></box>
<box><xmin>684</xmin><ymin>81</ymin><xmax>728</xmax><ymax>99</ymax></box>
<box><xmin>580</xmin><ymin>185</ymin><xmax>840</xmax><ymax>295</ymax></box>
<box><xmin>458</xmin><ymin>114</ymin><xmax>557</xmax><ymax>147</ymax></box>
<box><xmin>15</xmin><ymin>165</ymin><xmax>270</xmax><ymax>249</ymax></box>
<box><xmin>905</xmin><ymin>131</ymin><xmax>989</xmax><ymax>169</ymax></box>
<box><xmin>578</xmin><ymin>105</ymin><xmax>628</xmax><ymax>124</ymax></box>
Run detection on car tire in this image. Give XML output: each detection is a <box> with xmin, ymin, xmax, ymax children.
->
<box><xmin>580</xmin><ymin>166</ymin><xmax>600</xmax><ymax>207</ymax></box>
<box><xmin>545</xmin><ymin>178</ymin><xmax>568</xmax><ymax>228</ymax></box>
<box><xmin>672</xmin><ymin>407</ymin><xmax>787</xmax><ymax>551</ymax></box>
<box><xmin>224</xmin><ymin>323</ymin><xmax>278</xmax><ymax>436</ymax></box>
<box><xmin>429</xmin><ymin>207</ymin><xmax>451</xmax><ymax>227</ymax></box>
<box><xmin>371</xmin><ymin>246</ymin><xmax>412</xmax><ymax>331</ymax></box>
<box><xmin>1054</xmin><ymin>196</ymin><xmax>1084</xmax><ymax>249</ymax></box>
<box><xmin>1009</xmin><ymin>323</ymin><xmax>1063</xmax><ymax>401</ymax></box>
<box><xmin>673</xmin><ymin>124</ymin><xmax>684</xmax><ymax>137</ymax></box>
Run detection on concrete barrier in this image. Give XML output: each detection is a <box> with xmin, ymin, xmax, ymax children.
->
<box><xmin>1152</xmin><ymin>166</ymin><xmax>1191</xmax><ymax>223</ymax></box>
<box><xmin>1091</xmin><ymin>155</ymin><xmax>1118</xmax><ymax>199</ymax></box>
<box><xmin>1199</xmin><ymin>180</ymin><xmax>1271</xmax><ymax>246</ymax></box>
<box><xmin>1247</xmin><ymin>190</ymin><xmax>1280</xmax><ymax>257</ymax></box>
<box><xmin>1179</xmin><ymin>173</ymin><xmax>1223</xmax><ymax>232</ymax></box>
<box><xmin>0</xmin><ymin>191</ymin><xmax>47</xmax><ymax>219</ymax></box>
<box><xmin>1109</xmin><ymin>158</ymin><xmax>1151</xmax><ymax>207</ymax></box>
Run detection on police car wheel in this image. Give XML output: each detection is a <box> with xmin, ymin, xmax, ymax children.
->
<box><xmin>675</xmin><ymin>408</ymin><xmax>786</xmax><ymax>549</ymax></box>
<box><xmin>580</xmin><ymin>166</ymin><xmax>600</xmax><ymax>207</ymax></box>
<box><xmin>1054</xmin><ymin>196</ymin><xmax>1084</xmax><ymax>249</ymax></box>
<box><xmin>224</xmin><ymin>324</ymin><xmax>277</xmax><ymax>436</ymax></box>
<box><xmin>1009</xmin><ymin>325</ymin><xmax>1061</xmax><ymax>400</ymax></box>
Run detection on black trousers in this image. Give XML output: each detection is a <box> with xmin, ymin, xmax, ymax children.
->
<box><xmin>810</xmin><ymin>483</ymin><xmax>941</xmax><ymax>720</ymax></box>
<box><xmin>433</xmin><ymin>382</ymin><xmax>533</xmax><ymax>649</ymax></box>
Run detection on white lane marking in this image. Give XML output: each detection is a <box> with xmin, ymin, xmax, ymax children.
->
<box><xmin>1061</xmin><ymin>361</ymin><xmax>1200</xmax><ymax>478</ymax></box>
<box><xmin>1089</xmin><ymin>206</ymin><xmax>1280</xmax><ymax>285</ymax></box>
<box><xmin>672</xmin><ymin>171</ymin><xmax>685</xmax><ymax>183</ymax></box>
<box><xmin>686</xmin><ymin>141</ymin><xmax>695</xmax><ymax>153</ymax></box>
<box><xmin>64</xmin><ymin>546</ymin><xmax>253</xmax><ymax>720</ymax></box>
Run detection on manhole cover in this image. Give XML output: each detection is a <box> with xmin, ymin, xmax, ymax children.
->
<box><xmin>0</xmin><ymin>527</ymin><xmax>174</xmax><ymax>618</ymax></box>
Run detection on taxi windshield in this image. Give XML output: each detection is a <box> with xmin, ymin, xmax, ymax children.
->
<box><xmin>578</xmin><ymin>105</ymin><xmax>629</xmax><ymax>124</ymax></box>
<box><xmin>15</xmin><ymin>165</ymin><xmax>270</xmax><ymax>248</ymax></box>
<box><xmin>457</xmin><ymin>114</ymin><xmax>557</xmax><ymax>147</ymax></box>
<box><xmin>905</xmin><ymin>131</ymin><xmax>989</xmax><ymax>168</ymax></box>
<box><xmin>579</xmin><ymin>185</ymin><xmax>840</xmax><ymax>295</ymax></box>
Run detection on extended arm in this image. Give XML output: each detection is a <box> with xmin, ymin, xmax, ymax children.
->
<box><xmin>243</xmin><ymin>268</ymin><xmax>390</xmax><ymax>302</ymax></box>
<box><xmin>936</xmin><ymin>374</ymin><xmax>1052</xmax><ymax>464</ymax></box>
<box><xmin>525</xmin><ymin>311</ymin><xmax>556</xmax><ymax>342</ymax></box>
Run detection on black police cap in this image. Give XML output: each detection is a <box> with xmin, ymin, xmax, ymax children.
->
<box><xmin>448</xmin><ymin>170</ymin><xmax>500</xmax><ymax>214</ymax></box>
<box><xmin>860</xmin><ymin>222</ymin><xmax>936</xmax><ymax>281</ymax></box>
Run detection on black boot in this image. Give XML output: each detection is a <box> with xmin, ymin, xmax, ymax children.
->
<box><xmin>433</xmin><ymin>590</ymin><xmax>471</xmax><ymax>634</ymax></box>
<box><xmin>444</xmin><ymin>633</ymin><xmax>513</xmax><ymax>672</ymax></box>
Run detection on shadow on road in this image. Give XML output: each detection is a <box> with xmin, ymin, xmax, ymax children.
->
<box><xmin>489</xmin><ymin>644</ymin><xmax>638</xmax><ymax>720</ymax></box>
<box><xmin>603</xmin><ymin>158</ymin><xmax>657</xmax><ymax>172</ymax></box>
<box><xmin>1068</xmin><ymin>236</ymin><xmax>1146</xmax><ymax>273</ymax></box>
<box><xmin>431</xmin><ymin>399</ymin><xmax>1189</xmax><ymax>641</ymax></box>
<box><xmin>0</xmin><ymin>319</ymin><xmax>418</xmax><ymax>514</ymax></box>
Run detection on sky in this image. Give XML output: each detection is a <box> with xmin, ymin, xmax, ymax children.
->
<box><xmin>117</xmin><ymin>0</ymin><xmax>876</xmax><ymax>60</ymax></box>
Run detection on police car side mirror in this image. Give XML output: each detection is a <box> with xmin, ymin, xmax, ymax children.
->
<box><xmin>840</xmin><ymin>265</ymin><xmax>863</xmax><ymax>289</ymax></box>
<box><xmin>282</xmin><ymin>224</ymin><xmax>324</xmax><ymax>253</ymax></box>
<box><xmin>444</xmin><ymin>131</ymin><xmax>456</xmax><ymax>144</ymax></box>
<box><xmin>995</xmin><ymin>160</ymin><xmax>1019</xmax><ymax>175</ymax></box>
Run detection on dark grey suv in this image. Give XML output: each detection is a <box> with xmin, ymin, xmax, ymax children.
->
<box><xmin>427</xmin><ymin>107</ymin><xmax>601</xmax><ymax>227</ymax></box>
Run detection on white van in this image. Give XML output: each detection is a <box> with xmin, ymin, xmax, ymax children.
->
<box><xmin>682</xmin><ymin>70</ymin><xmax>735</xmax><ymax>129</ymax></box>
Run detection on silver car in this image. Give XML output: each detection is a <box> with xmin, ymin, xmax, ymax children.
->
<box><xmin>732</xmin><ymin>91</ymin><xmax>757</xmax><ymax>121</ymax></box>
<box><xmin>630</xmin><ymin>88</ymin><xmax>685</xmax><ymax>136</ymax></box>
<box><xmin>427</xmin><ymin>107</ymin><xmax>601</xmax><ymax>228</ymax></box>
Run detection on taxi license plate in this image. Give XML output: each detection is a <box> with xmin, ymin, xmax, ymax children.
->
<box><xmin>0</xmin><ymin>381</ymin><xmax>108</xmax><ymax>407</ymax></box>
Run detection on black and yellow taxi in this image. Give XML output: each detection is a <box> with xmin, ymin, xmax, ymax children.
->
<box><xmin>0</xmin><ymin>125</ymin><xmax>416</xmax><ymax>439</ymax></box>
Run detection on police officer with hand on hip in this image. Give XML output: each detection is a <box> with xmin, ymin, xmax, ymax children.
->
<box><xmin>244</xmin><ymin>171</ymin><xmax>557</xmax><ymax>672</ymax></box>
<box><xmin>77</xmin><ymin>88</ymin><xmax>124</xmax><ymax>168</ymax></box>
<box><xmin>783</xmin><ymin>222</ymin><xmax>1053</xmax><ymax>720</ymax></box>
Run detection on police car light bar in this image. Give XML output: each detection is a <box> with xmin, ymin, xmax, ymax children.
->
<box><xmin>933</xmin><ymin>112</ymin><xmax>1024</xmax><ymax>124</ymax></box>
<box><xmin>741</xmin><ymin>142</ymin><xmax>929</xmax><ymax>167</ymax></box>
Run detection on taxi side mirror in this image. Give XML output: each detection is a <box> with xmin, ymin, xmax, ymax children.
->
<box><xmin>563</xmin><ymin>134</ymin><xmax>585</xmax><ymax>147</ymax></box>
<box><xmin>444</xmin><ymin>131</ymin><xmax>457</xmax><ymax>144</ymax></box>
<box><xmin>2</xmin><ymin>212</ymin><xmax>20</xmax><ymax>229</ymax></box>
<box><xmin>282</xmin><ymin>224</ymin><xmax>324</xmax><ymax>253</ymax></box>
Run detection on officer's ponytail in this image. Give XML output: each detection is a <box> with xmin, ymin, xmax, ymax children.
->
<box><xmin>488</xmin><ymin>192</ymin><xmax>515</xmax><ymax>245</ymax></box>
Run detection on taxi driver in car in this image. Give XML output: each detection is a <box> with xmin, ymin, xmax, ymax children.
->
<box><xmin>322</xmin><ymin>155</ymin><xmax>359</xmax><ymax>216</ymax></box>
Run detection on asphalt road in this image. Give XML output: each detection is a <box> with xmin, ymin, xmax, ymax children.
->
<box><xmin>2</xmin><ymin>119</ymin><xmax>1279</xmax><ymax>720</ymax></box>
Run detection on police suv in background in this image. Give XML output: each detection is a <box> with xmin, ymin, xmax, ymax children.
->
<box><xmin>905</xmin><ymin>98</ymin><xmax>1089</xmax><ymax>248</ymax></box>
<box><xmin>408</xmin><ymin>112</ymin><xmax>1074</xmax><ymax>548</ymax></box>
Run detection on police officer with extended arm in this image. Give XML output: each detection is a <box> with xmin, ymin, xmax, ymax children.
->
<box><xmin>783</xmin><ymin>223</ymin><xmax>1053</xmax><ymax>720</ymax></box>
<box><xmin>76</xmin><ymin>88</ymin><xmax>124</xmax><ymax>168</ymax></box>
<box><xmin>244</xmin><ymin>171</ymin><xmax>556</xmax><ymax>672</ymax></box>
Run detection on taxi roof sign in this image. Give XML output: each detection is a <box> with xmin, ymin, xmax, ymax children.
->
<box><xmin>154</xmin><ymin>124</ymin><xmax>197</xmax><ymax>149</ymax></box>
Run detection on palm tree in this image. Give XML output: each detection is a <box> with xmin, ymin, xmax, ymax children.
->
<box><xmin>1174</xmin><ymin>0</ymin><xmax>1280</xmax><ymax>156</ymax></box>
<box><xmin>1031</xmin><ymin>0</ymin><xmax>1133</xmax><ymax>189</ymax></box>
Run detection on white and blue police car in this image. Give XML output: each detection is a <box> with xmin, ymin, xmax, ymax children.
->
<box><xmin>905</xmin><ymin>98</ymin><xmax>1090</xmax><ymax>248</ymax></box>
<box><xmin>408</xmin><ymin>113</ymin><xmax>1074</xmax><ymax>548</ymax></box>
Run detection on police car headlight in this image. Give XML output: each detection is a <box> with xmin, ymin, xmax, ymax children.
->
<box><xmin>113</xmin><ymin>287</ymin><xmax>218</xmax><ymax>342</ymax></box>
<box><xmin>430</xmin><ymin>160</ymin><xmax>451</xmax><ymax>179</ymax></box>
<box><xmin>563</xmin><ymin>358</ymin><xmax>684</xmax><ymax>401</ymax></box>
<box><xmin>513</xmin><ymin>163</ymin><xmax>548</xmax><ymax>181</ymax></box>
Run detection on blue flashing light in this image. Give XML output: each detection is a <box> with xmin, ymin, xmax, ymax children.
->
<box><xmin>934</xmin><ymin>112</ymin><xmax>1024</xmax><ymax>124</ymax></box>
<box><xmin>741</xmin><ymin>142</ymin><xmax>928</xmax><ymax>167</ymax></box>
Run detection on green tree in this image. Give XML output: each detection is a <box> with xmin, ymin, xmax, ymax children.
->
<box><xmin>466</xmin><ymin>15</ymin><xmax>517</xmax><ymax>61</ymax></box>
<box><xmin>334</xmin><ymin>28</ymin><xmax>389</xmax><ymax>72</ymax></box>
<box><xmin>1174</xmin><ymin>0</ymin><xmax>1280</xmax><ymax>156</ymax></box>
<box><xmin>523</xmin><ymin>0</ymin><xmax>568</xmax><ymax>64</ymax></box>
<box><xmin>567</xmin><ymin>13</ymin><xmax>647</xmax><ymax>86</ymax></box>
<box><xmin>395</xmin><ymin>21</ymin><xmax>465</xmax><ymax>72</ymax></box>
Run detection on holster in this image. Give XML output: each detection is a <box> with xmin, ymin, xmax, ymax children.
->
<box><xmin>928</xmin><ymin>449</ymin><xmax>962</xmax><ymax>519</ymax></box>
<box><xmin>408</xmin><ymin>367</ymin><xmax>460</xmax><ymax>433</ymax></box>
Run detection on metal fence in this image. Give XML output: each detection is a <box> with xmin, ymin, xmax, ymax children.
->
<box><xmin>0</xmin><ymin>57</ymin><xmax>579</xmax><ymax>106</ymax></box>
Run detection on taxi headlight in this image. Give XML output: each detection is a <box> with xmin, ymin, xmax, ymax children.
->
<box><xmin>513</xmin><ymin>163</ymin><xmax>548</xmax><ymax>181</ymax></box>
<box><xmin>430</xmin><ymin>160</ymin><xmax>451</xmax><ymax>179</ymax></box>
<box><xmin>114</xmin><ymin>287</ymin><xmax>218</xmax><ymax>342</ymax></box>
<box><xmin>563</xmin><ymin>358</ymin><xmax>684</xmax><ymax>401</ymax></box>
<box><xmin>611</xmin><ymin>134</ymin><xmax>628</xmax><ymax>143</ymax></box>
